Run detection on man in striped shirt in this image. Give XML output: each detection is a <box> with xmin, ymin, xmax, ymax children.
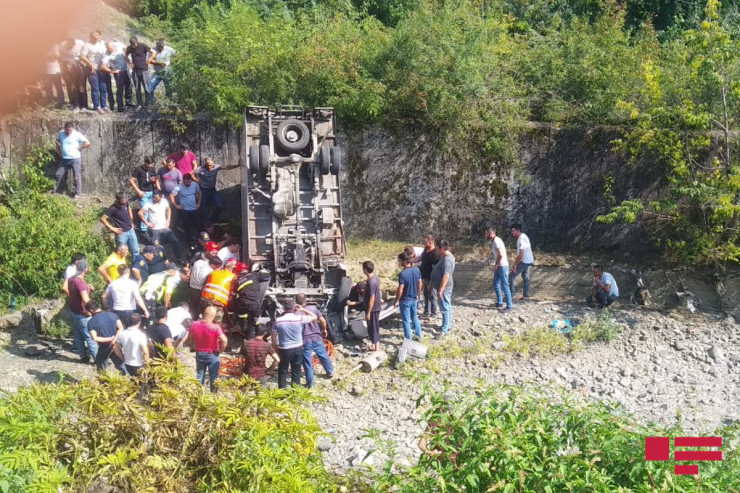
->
<box><xmin>271</xmin><ymin>298</ymin><xmax>317</xmax><ymax>389</ymax></box>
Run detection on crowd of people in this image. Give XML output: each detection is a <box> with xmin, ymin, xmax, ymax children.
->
<box><xmin>57</xmin><ymin>113</ymin><xmax>619</xmax><ymax>391</ymax></box>
<box><xmin>33</xmin><ymin>31</ymin><xmax>175</xmax><ymax>113</ymax></box>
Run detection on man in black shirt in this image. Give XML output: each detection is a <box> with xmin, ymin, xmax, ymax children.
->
<box><xmin>148</xmin><ymin>305</ymin><xmax>173</xmax><ymax>359</ymax></box>
<box><xmin>129</xmin><ymin>157</ymin><xmax>157</xmax><ymax>234</ymax></box>
<box><xmin>87</xmin><ymin>301</ymin><xmax>125</xmax><ymax>373</ymax></box>
<box><xmin>125</xmin><ymin>37</ymin><xmax>155</xmax><ymax>110</ymax></box>
<box><xmin>363</xmin><ymin>261</ymin><xmax>382</xmax><ymax>352</ymax></box>
<box><xmin>413</xmin><ymin>234</ymin><xmax>441</xmax><ymax>320</ymax></box>
<box><xmin>100</xmin><ymin>191</ymin><xmax>139</xmax><ymax>257</ymax></box>
<box><xmin>233</xmin><ymin>262</ymin><xmax>271</xmax><ymax>339</ymax></box>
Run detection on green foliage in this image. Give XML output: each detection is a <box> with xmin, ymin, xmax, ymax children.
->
<box><xmin>41</xmin><ymin>321</ymin><xmax>72</xmax><ymax>339</ymax></box>
<box><xmin>374</xmin><ymin>384</ymin><xmax>740</xmax><ymax>491</ymax></box>
<box><xmin>0</xmin><ymin>358</ymin><xmax>338</xmax><ymax>492</ymax></box>
<box><xmin>601</xmin><ymin>0</ymin><xmax>740</xmax><ymax>264</ymax></box>
<box><xmin>0</xmin><ymin>190</ymin><xmax>109</xmax><ymax>298</ymax></box>
<box><xmin>502</xmin><ymin>326</ymin><xmax>570</xmax><ymax>357</ymax></box>
<box><xmin>572</xmin><ymin>309</ymin><xmax>622</xmax><ymax>344</ymax></box>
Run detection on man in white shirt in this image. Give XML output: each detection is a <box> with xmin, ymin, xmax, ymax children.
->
<box><xmin>53</xmin><ymin>122</ymin><xmax>90</xmax><ymax>198</ymax></box>
<box><xmin>113</xmin><ymin>313</ymin><xmax>149</xmax><ymax>376</ymax></box>
<box><xmin>138</xmin><ymin>190</ymin><xmax>183</xmax><ymax>262</ymax></box>
<box><xmin>188</xmin><ymin>256</ymin><xmax>221</xmax><ymax>319</ymax></box>
<box><xmin>79</xmin><ymin>30</ymin><xmax>109</xmax><ymax>114</ymax></box>
<box><xmin>167</xmin><ymin>301</ymin><xmax>192</xmax><ymax>342</ymax></box>
<box><xmin>103</xmin><ymin>264</ymin><xmax>150</xmax><ymax>324</ymax></box>
<box><xmin>509</xmin><ymin>223</ymin><xmax>534</xmax><ymax>300</ymax></box>
<box><xmin>101</xmin><ymin>41</ymin><xmax>131</xmax><ymax>112</ymax></box>
<box><xmin>485</xmin><ymin>227</ymin><xmax>513</xmax><ymax>310</ymax></box>
<box><xmin>44</xmin><ymin>43</ymin><xmax>64</xmax><ymax>109</ymax></box>
<box><xmin>149</xmin><ymin>39</ymin><xmax>176</xmax><ymax>102</ymax></box>
<box><xmin>217</xmin><ymin>243</ymin><xmax>240</xmax><ymax>263</ymax></box>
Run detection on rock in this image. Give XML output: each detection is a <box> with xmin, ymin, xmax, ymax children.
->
<box><xmin>492</xmin><ymin>341</ymin><xmax>505</xmax><ymax>350</ymax></box>
<box><xmin>0</xmin><ymin>311</ymin><xmax>24</xmax><ymax>330</ymax></box>
<box><xmin>318</xmin><ymin>437</ymin><xmax>334</xmax><ymax>452</ymax></box>
<box><xmin>708</xmin><ymin>346</ymin><xmax>724</xmax><ymax>361</ymax></box>
<box><xmin>518</xmin><ymin>316</ymin><xmax>526</xmax><ymax>323</ymax></box>
<box><xmin>23</xmin><ymin>345</ymin><xmax>44</xmax><ymax>356</ymax></box>
<box><xmin>673</xmin><ymin>341</ymin><xmax>686</xmax><ymax>351</ymax></box>
<box><xmin>351</xmin><ymin>448</ymin><xmax>374</xmax><ymax>467</ymax></box>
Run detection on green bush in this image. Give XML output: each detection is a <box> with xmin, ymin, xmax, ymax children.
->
<box><xmin>0</xmin><ymin>192</ymin><xmax>109</xmax><ymax>299</ymax></box>
<box><xmin>374</xmin><ymin>385</ymin><xmax>740</xmax><ymax>492</ymax></box>
<box><xmin>573</xmin><ymin>309</ymin><xmax>622</xmax><ymax>344</ymax></box>
<box><xmin>0</xmin><ymin>358</ymin><xmax>339</xmax><ymax>492</ymax></box>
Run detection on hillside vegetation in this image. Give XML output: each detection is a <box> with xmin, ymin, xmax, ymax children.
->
<box><xmin>122</xmin><ymin>0</ymin><xmax>740</xmax><ymax>264</ymax></box>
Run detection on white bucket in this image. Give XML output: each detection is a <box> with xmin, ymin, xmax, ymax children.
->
<box><xmin>401</xmin><ymin>338</ymin><xmax>427</xmax><ymax>359</ymax></box>
<box><xmin>350</xmin><ymin>319</ymin><xmax>368</xmax><ymax>338</ymax></box>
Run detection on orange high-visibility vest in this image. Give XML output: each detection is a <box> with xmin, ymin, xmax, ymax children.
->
<box><xmin>201</xmin><ymin>269</ymin><xmax>235</xmax><ymax>307</ymax></box>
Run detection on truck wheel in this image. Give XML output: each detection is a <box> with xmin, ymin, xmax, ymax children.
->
<box><xmin>330</xmin><ymin>276</ymin><xmax>352</xmax><ymax>311</ymax></box>
<box><xmin>276</xmin><ymin>119</ymin><xmax>310</xmax><ymax>152</ymax></box>
<box><xmin>249</xmin><ymin>145</ymin><xmax>260</xmax><ymax>175</ymax></box>
<box><xmin>320</xmin><ymin>147</ymin><xmax>331</xmax><ymax>175</ymax></box>
<box><xmin>259</xmin><ymin>145</ymin><xmax>270</xmax><ymax>177</ymax></box>
<box><xmin>330</xmin><ymin>146</ymin><xmax>342</xmax><ymax>175</ymax></box>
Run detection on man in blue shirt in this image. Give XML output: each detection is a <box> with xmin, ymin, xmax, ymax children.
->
<box><xmin>588</xmin><ymin>265</ymin><xmax>619</xmax><ymax>307</ymax></box>
<box><xmin>170</xmin><ymin>174</ymin><xmax>201</xmax><ymax>243</ymax></box>
<box><xmin>53</xmin><ymin>122</ymin><xmax>90</xmax><ymax>198</ymax></box>
<box><xmin>394</xmin><ymin>252</ymin><xmax>424</xmax><ymax>341</ymax></box>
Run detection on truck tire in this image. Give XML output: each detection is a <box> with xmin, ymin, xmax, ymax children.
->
<box><xmin>330</xmin><ymin>276</ymin><xmax>352</xmax><ymax>311</ymax></box>
<box><xmin>330</xmin><ymin>146</ymin><xmax>342</xmax><ymax>175</ymax></box>
<box><xmin>259</xmin><ymin>145</ymin><xmax>270</xmax><ymax>177</ymax></box>
<box><xmin>320</xmin><ymin>147</ymin><xmax>331</xmax><ymax>175</ymax></box>
<box><xmin>276</xmin><ymin>119</ymin><xmax>310</xmax><ymax>152</ymax></box>
<box><xmin>249</xmin><ymin>145</ymin><xmax>260</xmax><ymax>175</ymax></box>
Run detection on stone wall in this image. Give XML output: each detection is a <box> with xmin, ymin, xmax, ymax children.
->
<box><xmin>342</xmin><ymin>125</ymin><xmax>665</xmax><ymax>256</ymax></box>
<box><xmin>0</xmin><ymin>113</ymin><xmax>243</xmax><ymax>215</ymax></box>
<box><xmin>1</xmin><ymin>113</ymin><xmax>664</xmax><ymax>255</ymax></box>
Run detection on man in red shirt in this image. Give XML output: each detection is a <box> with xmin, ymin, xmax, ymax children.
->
<box><xmin>61</xmin><ymin>260</ymin><xmax>98</xmax><ymax>362</ymax></box>
<box><xmin>167</xmin><ymin>142</ymin><xmax>198</xmax><ymax>178</ymax></box>
<box><xmin>240</xmin><ymin>325</ymin><xmax>279</xmax><ymax>385</ymax></box>
<box><xmin>181</xmin><ymin>306</ymin><xmax>227</xmax><ymax>392</ymax></box>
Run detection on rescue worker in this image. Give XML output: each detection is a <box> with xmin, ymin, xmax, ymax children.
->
<box><xmin>140</xmin><ymin>262</ymin><xmax>182</xmax><ymax>325</ymax></box>
<box><xmin>200</xmin><ymin>257</ymin><xmax>237</xmax><ymax>324</ymax></box>
<box><xmin>131</xmin><ymin>245</ymin><xmax>156</xmax><ymax>284</ymax></box>
<box><xmin>233</xmin><ymin>261</ymin><xmax>271</xmax><ymax>339</ymax></box>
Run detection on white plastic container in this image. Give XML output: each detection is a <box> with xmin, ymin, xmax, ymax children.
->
<box><xmin>400</xmin><ymin>338</ymin><xmax>427</xmax><ymax>359</ymax></box>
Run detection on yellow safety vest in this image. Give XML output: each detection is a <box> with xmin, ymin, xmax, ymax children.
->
<box><xmin>201</xmin><ymin>269</ymin><xmax>235</xmax><ymax>307</ymax></box>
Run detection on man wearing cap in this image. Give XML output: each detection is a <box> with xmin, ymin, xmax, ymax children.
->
<box><xmin>189</xmin><ymin>249</ymin><xmax>221</xmax><ymax>319</ymax></box>
<box><xmin>179</xmin><ymin>306</ymin><xmax>227</xmax><ymax>392</ymax></box>
<box><xmin>98</xmin><ymin>244</ymin><xmax>130</xmax><ymax>285</ymax></box>
<box><xmin>201</xmin><ymin>258</ymin><xmax>236</xmax><ymax>324</ymax></box>
<box><xmin>170</xmin><ymin>173</ymin><xmax>201</xmax><ymax>243</ymax></box>
<box><xmin>101</xmin><ymin>191</ymin><xmax>139</xmax><ymax>257</ymax></box>
<box><xmin>362</xmin><ymin>261</ymin><xmax>382</xmax><ymax>352</ymax></box>
<box><xmin>271</xmin><ymin>298</ymin><xmax>318</xmax><ymax>389</ymax></box>
<box><xmin>233</xmin><ymin>262</ymin><xmax>270</xmax><ymax>339</ymax></box>
<box><xmin>138</xmin><ymin>190</ymin><xmax>183</xmax><ymax>262</ymax></box>
<box><xmin>188</xmin><ymin>231</ymin><xmax>211</xmax><ymax>263</ymax></box>
<box><xmin>131</xmin><ymin>245</ymin><xmax>156</xmax><ymax>284</ymax></box>
<box><xmin>62</xmin><ymin>259</ymin><xmax>97</xmax><ymax>362</ymax></box>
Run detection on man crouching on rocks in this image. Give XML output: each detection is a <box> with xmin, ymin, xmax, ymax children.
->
<box><xmin>587</xmin><ymin>264</ymin><xmax>619</xmax><ymax>307</ymax></box>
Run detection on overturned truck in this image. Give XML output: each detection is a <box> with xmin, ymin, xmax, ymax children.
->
<box><xmin>241</xmin><ymin>106</ymin><xmax>352</xmax><ymax>341</ymax></box>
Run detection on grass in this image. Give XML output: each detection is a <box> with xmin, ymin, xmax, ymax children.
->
<box><xmin>572</xmin><ymin>309</ymin><xmax>623</xmax><ymax>344</ymax></box>
<box><xmin>41</xmin><ymin>321</ymin><xmax>72</xmax><ymax>339</ymax></box>
<box><xmin>345</xmin><ymin>238</ymin><xmax>408</xmax><ymax>294</ymax></box>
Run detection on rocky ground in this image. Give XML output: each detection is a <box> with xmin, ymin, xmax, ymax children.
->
<box><xmin>1</xmin><ymin>254</ymin><xmax>738</xmax><ymax>475</ymax></box>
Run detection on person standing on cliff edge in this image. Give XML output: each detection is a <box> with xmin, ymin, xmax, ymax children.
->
<box><xmin>52</xmin><ymin>121</ymin><xmax>90</xmax><ymax>198</ymax></box>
